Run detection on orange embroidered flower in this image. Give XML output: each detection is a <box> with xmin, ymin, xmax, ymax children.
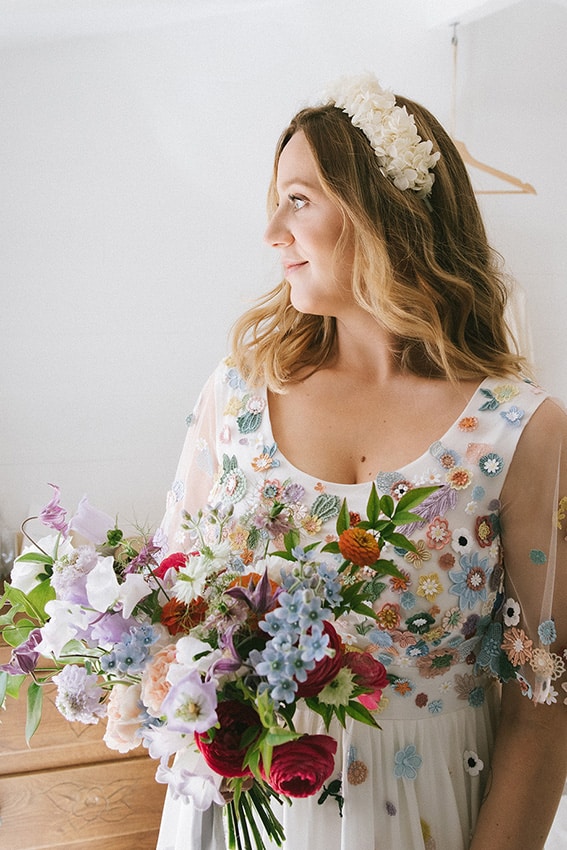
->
<box><xmin>390</xmin><ymin>569</ymin><xmax>411</xmax><ymax>593</ymax></box>
<box><xmin>338</xmin><ymin>527</ymin><xmax>381</xmax><ymax>566</ymax></box>
<box><xmin>439</xmin><ymin>453</ymin><xmax>456</xmax><ymax>469</ymax></box>
<box><xmin>501</xmin><ymin>627</ymin><xmax>533</xmax><ymax>666</ymax></box>
<box><xmin>393</xmin><ymin>679</ymin><xmax>413</xmax><ymax>696</ymax></box>
<box><xmin>349</xmin><ymin>511</ymin><xmax>361</xmax><ymax>526</ymax></box>
<box><xmin>375</xmin><ymin>602</ymin><xmax>401</xmax><ymax>631</ymax></box>
<box><xmin>458</xmin><ymin>416</ymin><xmax>479</xmax><ymax>432</ymax></box>
<box><xmin>475</xmin><ymin>515</ymin><xmax>496</xmax><ymax>548</ymax></box>
<box><xmin>446</xmin><ymin>467</ymin><xmax>473</xmax><ymax>490</ymax></box>
<box><xmin>404</xmin><ymin>539</ymin><xmax>431</xmax><ymax>569</ymax></box>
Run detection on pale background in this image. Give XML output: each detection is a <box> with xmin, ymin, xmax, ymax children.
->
<box><xmin>1</xmin><ymin>0</ymin><xmax>566</xmax><ymax>546</ymax></box>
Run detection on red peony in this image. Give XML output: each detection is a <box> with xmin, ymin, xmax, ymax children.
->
<box><xmin>194</xmin><ymin>700</ymin><xmax>261</xmax><ymax>778</ymax></box>
<box><xmin>343</xmin><ymin>651</ymin><xmax>388</xmax><ymax>710</ymax></box>
<box><xmin>153</xmin><ymin>551</ymin><xmax>190</xmax><ymax>580</ymax></box>
<box><xmin>263</xmin><ymin>734</ymin><xmax>337</xmax><ymax>798</ymax></box>
<box><xmin>295</xmin><ymin>621</ymin><xmax>344</xmax><ymax>699</ymax></box>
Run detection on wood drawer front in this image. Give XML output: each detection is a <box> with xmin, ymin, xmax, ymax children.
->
<box><xmin>0</xmin><ymin>755</ymin><xmax>166</xmax><ymax>850</ymax></box>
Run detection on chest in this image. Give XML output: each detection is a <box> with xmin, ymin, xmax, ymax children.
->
<box><xmin>267</xmin><ymin>378</ymin><xmax>481</xmax><ymax>484</ymax></box>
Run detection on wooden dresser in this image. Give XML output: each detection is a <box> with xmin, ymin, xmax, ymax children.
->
<box><xmin>0</xmin><ymin>645</ymin><xmax>166</xmax><ymax>850</ymax></box>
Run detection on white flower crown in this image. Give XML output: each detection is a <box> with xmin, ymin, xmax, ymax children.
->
<box><xmin>322</xmin><ymin>72</ymin><xmax>440</xmax><ymax>198</ymax></box>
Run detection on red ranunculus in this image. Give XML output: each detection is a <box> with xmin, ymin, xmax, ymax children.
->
<box><xmin>263</xmin><ymin>734</ymin><xmax>337</xmax><ymax>798</ymax></box>
<box><xmin>295</xmin><ymin>621</ymin><xmax>343</xmax><ymax>699</ymax></box>
<box><xmin>194</xmin><ymin>700</ymin><xmax>261</xmax><ymax>778</ymax></box>
<box><xmin>343</xmin><ymin>651</ymin><xmax>388</xmax><ymax>710</ymax></box>
<box><xmin>153</xmin><ymin>551</ymin><xmax>189</xmax><ymax>580</ymax></box>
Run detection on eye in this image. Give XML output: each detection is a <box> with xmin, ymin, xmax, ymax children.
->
<box><xmin>289</xmin><ymin>194</ymin><xmax>307</xmax><ymax>211</ymax></box>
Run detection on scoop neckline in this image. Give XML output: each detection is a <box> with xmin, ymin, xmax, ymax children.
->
<box><xmin>261</xmin><ymin>376</ymin><xmax>492</xmax><ymax>491</ymax></box>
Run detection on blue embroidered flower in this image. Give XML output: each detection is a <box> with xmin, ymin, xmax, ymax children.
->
<box><xmin>449</xmin><ymin>552</ymin><xmax>493</xmax><ymax>610</ymax></box>
<box><xmin>471</xmin><ymin>485</ymin><xmax>485</xmax><ymax>500</ymax></box>
<box><xmin>468</xmin><ymin>686</ymin><xmax>485</xmax><ymax>707</ymax></box>
<box><xmin>530</xmin><ymin>549</ymin><xmax>547</xmax><ymax>565</ymax></box>
<box><xmin>394</xmin><ymin>745</ymin><xmax>422</xmax><ymax>780</ymax></box>
<box><xmin>369</xmin><ymin>629</ymin><xmax>394</xmax><ymax>648</ymax></box>
<box><xmin>428</xmin><ymin>699</ymin><xmax>443</xmax><ymax>714</ymax></box>
<box><xmin>479</xmin><ymin>452</ymin><xmax>504</xmax><ymax>477</ymax></box>
<box><xmin>500</xmin><ymin>405</ymin><xmax>524</xmax><ymax>427</ymax></box>
<box><xmin>171</xmin><ymin>479</ymin><xmax>184</xmax><ymax>502</ymax></box>
<box><xmin>226</xmin><ymin>367</ymin><xmax>246</xmax><ymax>390</ymax></box>
<box><xmin>400</xmin><ymin>591</ymin><xmax>417</xmax><ymax>610</ymax></box>
<box><xmin>538</xmin><ymin>619</ymin><xmax>557</xmax><ymax>645</ymax></box>
<box><xmin>430</xmin><ymin>440</ymin><xmax>461</xmax><ymax>468</ymax></box>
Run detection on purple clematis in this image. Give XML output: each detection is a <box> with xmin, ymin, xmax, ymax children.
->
<box><xmin>0</xmin><ymin>629</ymin><xmax>43</xmax><ymax>675</ymax></box>
<box><xmin>39</xmin><ymin>484</ymin><xmax>69</xmax><ymax>536</ymax></box>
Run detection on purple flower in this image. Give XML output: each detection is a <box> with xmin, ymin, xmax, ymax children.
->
<box><xmin>52</xmin><ymin>665</ymin><xmax>106</xmax><ymax>724</ymax></box>
<box><xmin>225</xmin><ymin>569</ymin><xmax>281</xmax><ymax>615</ymax></box>
<box><xmin>69</xmin><ymin>496</ymin><xmax>115</xmax><ymax>545</ymax></box>
<box><xmin>123</xmin><ymin>537</ymin><xmax>162</xmax><ymax>575</ymax></box>
<box><xmin>0</xmin><ymin>629</ymin><xmax>42</xmax><ymax>675</ymax></box>
<box><xmin>39</xmin><ymin>484</ymin><xmax>69</xmax><ymax>535</ymax></box>
<box><xmin>162</xmin><ymin>670</ymin><xmax>218</xmax><ymax>734</ymax></box>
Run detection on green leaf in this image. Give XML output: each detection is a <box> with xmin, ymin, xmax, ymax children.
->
<box><xmin>345</xmin><ymin>700</ymin><xmax>380</xmax><ymax>728</ymax></box>
<box><xmin>350</xmin><ymin>601</ymin><xmax>379</xmax><ymax>619</ymax></box>
<box><xmin>321</xmin><ymin>541</ymin><xmax>340</xmax><ymax>554</ymax></box>
<box><xmin>378</xmin><ymin>493</ymin><xmax>395</xmax><ymax>519</ymax></box>
<box><xmin>282</xmin><ymin>529</ymin><xmax>300</xmax><ymax>554</ymax></box>
<box><xmin>366</xmin><ymin>484</ymin><xmax>381</xmax><ymax>525</ymax></box>
<box><xmin>14</xmin><ymin>551</ymin><xmax>54</xmax><ymax>565</ymax></box>
<box><xmin>5</xmin><ymin>674</ymin><xmax>26</xmax><ymax>699</ymax></box>
<box><xmin>395</xmin><ymin>485</ymin><xmax>437</xmax><ymax>513</ymax></box>
<box><xmin>25</xmin><ymin>682</ymin><xmax>43</xmax><ymax>743</ymax></box>
<box><xmin>0</xmin><ymin>670</ymin><xmax>7</xmax><ymax>705</ymax></box>
<box><xmin>367</xmin><ymin>558</ymin><xmax>406</xmax><ymax>579</ymax></box>
<box><xmin>2</xmin><ymin>584</ymin><xmax>46</xmax><ymax>624</ymax></box>
<box><xmin>382</xmin><ymin>531</ymin><xmax>415</xmax><ymax>550</ymax></box>
<box><xmin>2</xmin><ymin>618</ymin><xmax>36</xmax><ymax>647</ymax></box>
<box><xmin>27</xmin><ymin>580</ymin><xmax>56</xmax><ymax>617</ymax></box>
<box><xmin>391</xmin><ymin>510</ymin><xmax>426</xmax><ymax>526</ymax></box>
<box><xmin>336</xmin><ymin>499</ymin><xmax>350</xmax><ymax>536</ymax></box>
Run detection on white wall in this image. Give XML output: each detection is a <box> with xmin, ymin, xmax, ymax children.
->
<box><xmin>1</xmin><ymin>0</ymin><xmax>565</xmax><ymax>547</ymax></box>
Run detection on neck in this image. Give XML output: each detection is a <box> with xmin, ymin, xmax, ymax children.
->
<box><xmin>332</xmin><ymin>307</ymin><xmax>400</xmax><ymax>383</ymax></box>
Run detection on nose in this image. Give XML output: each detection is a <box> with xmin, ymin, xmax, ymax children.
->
<box><xmin>264</xmin><ymin>207</ymin><xmax>293</xmax><ymax>248</ymax></box>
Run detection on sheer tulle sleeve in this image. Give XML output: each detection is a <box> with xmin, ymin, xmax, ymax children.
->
<box><xmin>499</xmin><ymin>396</ymin><xmax>567</xmax><ymax>705</ymax></box>
<box><xmin>159</xmin><ymin>371</ymin><xmax>220</xmax><ymax>554</ymax></box>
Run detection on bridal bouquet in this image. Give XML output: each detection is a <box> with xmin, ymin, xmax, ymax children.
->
<box><xmin>0</xmin><ymin>482</ymin><xmax>434</xmax><ymax>849</ymax></box>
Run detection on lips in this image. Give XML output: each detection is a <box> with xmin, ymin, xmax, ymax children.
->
<box><xmin>283</xmin><ymin>260</ymin><xmax>308</xmax><ymax>275</ymax></box>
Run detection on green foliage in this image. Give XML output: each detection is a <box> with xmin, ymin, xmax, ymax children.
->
<box><xmin>25</xmin><ymin>682</ymin><xmax>43</xmax><ymax>743</ymax></box>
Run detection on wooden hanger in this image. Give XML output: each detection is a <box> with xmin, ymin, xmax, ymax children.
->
<box><xmin>450</xmin><ymin>23</ymin><xmax>536</xmax><ymax>195</ymax></box>
<box><xmin>453</xmin><ymin>139</ymin><xmax>536</xmax><ymax>194</ymax></box>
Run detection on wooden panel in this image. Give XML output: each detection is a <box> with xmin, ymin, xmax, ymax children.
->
<box><xmin>0</xmin><ymin>643</ymin><xmax>139</xmax><ymax>774</ymax></box>
<box><xmin>0</xmin><ymin>757</ymin><xmax>166</xmax><ymax>850</ymax></box>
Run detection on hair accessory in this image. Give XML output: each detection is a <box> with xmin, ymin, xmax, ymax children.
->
<box><xmin>323</xmin><ymin>72</ymin><xmax>440</xmax><ymax>198</ymax></box>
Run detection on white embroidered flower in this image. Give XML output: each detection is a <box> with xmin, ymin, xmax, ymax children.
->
<box><xmin>323</xmin><ymin>72</ymin><xmax>440</xmax><ymax>198</ymax></box>
<box><xmin>545</xmin><ymin>686</ymin><xmax>558</xmax><ymax>705</ymax></box>
<box><xmin>451</xmin><ymin>528</ymin><xmax>473</xmax><ymax>555</ymax></box>
<box><xmin>463</xmin><ymin>750</ymin><xmax>484</xmax><ymax>776</ymax></box>
<box><xmin>503</xmin><ymin>598</ymin><xmax>521</xmax><ymax>627</ymax></box>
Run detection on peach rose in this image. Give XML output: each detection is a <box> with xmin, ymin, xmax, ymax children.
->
<box><xmin>140</xmin><ymin>643</ymin><xmax>178</xmax><ymax>717</ymax></box>
<box><xmin>103</xmin><ymin>683</ymin><xmax>142</xmax><ymax>753</ymax></box>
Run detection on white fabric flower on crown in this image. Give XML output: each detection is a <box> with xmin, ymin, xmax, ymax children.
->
<box><xmin>323</xmin><ymin>72</ymin><xmax>440</xmax><ymax>198</ymax></box>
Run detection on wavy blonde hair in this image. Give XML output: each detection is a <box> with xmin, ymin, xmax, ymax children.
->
<box><xmin>231</xmin><ymin>96</ymin><xmax>526</xmax><ymax>391</ymax></box>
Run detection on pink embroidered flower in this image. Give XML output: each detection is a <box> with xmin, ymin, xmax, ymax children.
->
<box><xmin>438</xmin><ymin>553</ymin><xmax>456</xmax><ymax>571</ymax></box>
<box><xmin>389</xmin><ymin>569</ymin><xmax>411</xmax><ymax>593</ymax></box>
<box><xmin>425</xmin><ymin>516</ymin><xmax>451</xmax><ymax>550</ymax></box>
<box><xmin>417</xmin><ymin>648</ymin><xmax>458</xmax><ymax>678</ymax></box>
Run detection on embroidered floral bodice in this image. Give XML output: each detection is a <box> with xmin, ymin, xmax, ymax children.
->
<box><xmin>162</xmin><ymin>358</ymin><xmax>566</xmax><ymax>711</ymax></box>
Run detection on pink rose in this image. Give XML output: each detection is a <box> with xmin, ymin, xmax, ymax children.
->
<box><xmin>342</xmin><ymin>651</ymin><xmax>388</xmax><ymax>710</ymax></box>
<box><xmin>263</xmin><ymin>734</ymin><xmax>337</xmax><ymax>798</ymax></box>
<box><xmin>103</xmin><ymin>683</ymin><xmax>142</xmax><ymax>753</ymax></box>
<box><xmin>140</xmin><ymin>644</ymin><xmax>178</xmax><ymax>717</ymax></box>
<box><xmin>295</xmin><ymin>622</ymin><xmax>343</xmax><ymax>699</ymax></box>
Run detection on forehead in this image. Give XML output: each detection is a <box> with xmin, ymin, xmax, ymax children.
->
<box><xmin>276</xmin><ymin>130</ymin><xmax>322</xmax><ymax>192</ymax></box>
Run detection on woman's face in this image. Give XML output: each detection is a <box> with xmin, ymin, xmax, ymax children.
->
<box><xmin>264</xmin><ymin>130</ymin><xmax>355</xmax><ymax>316</ymax></box>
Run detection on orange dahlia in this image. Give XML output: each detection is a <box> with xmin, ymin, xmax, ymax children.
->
<box><xmin>338</xmin><ymin>527</ymin><xmax>381</xmax><ymax>566</ymax></box>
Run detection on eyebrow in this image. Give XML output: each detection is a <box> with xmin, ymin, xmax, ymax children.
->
<box><xmin>277</xmin><ymin>178</ymin><xmax>321</xmax><ymax>193</ymax></box>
